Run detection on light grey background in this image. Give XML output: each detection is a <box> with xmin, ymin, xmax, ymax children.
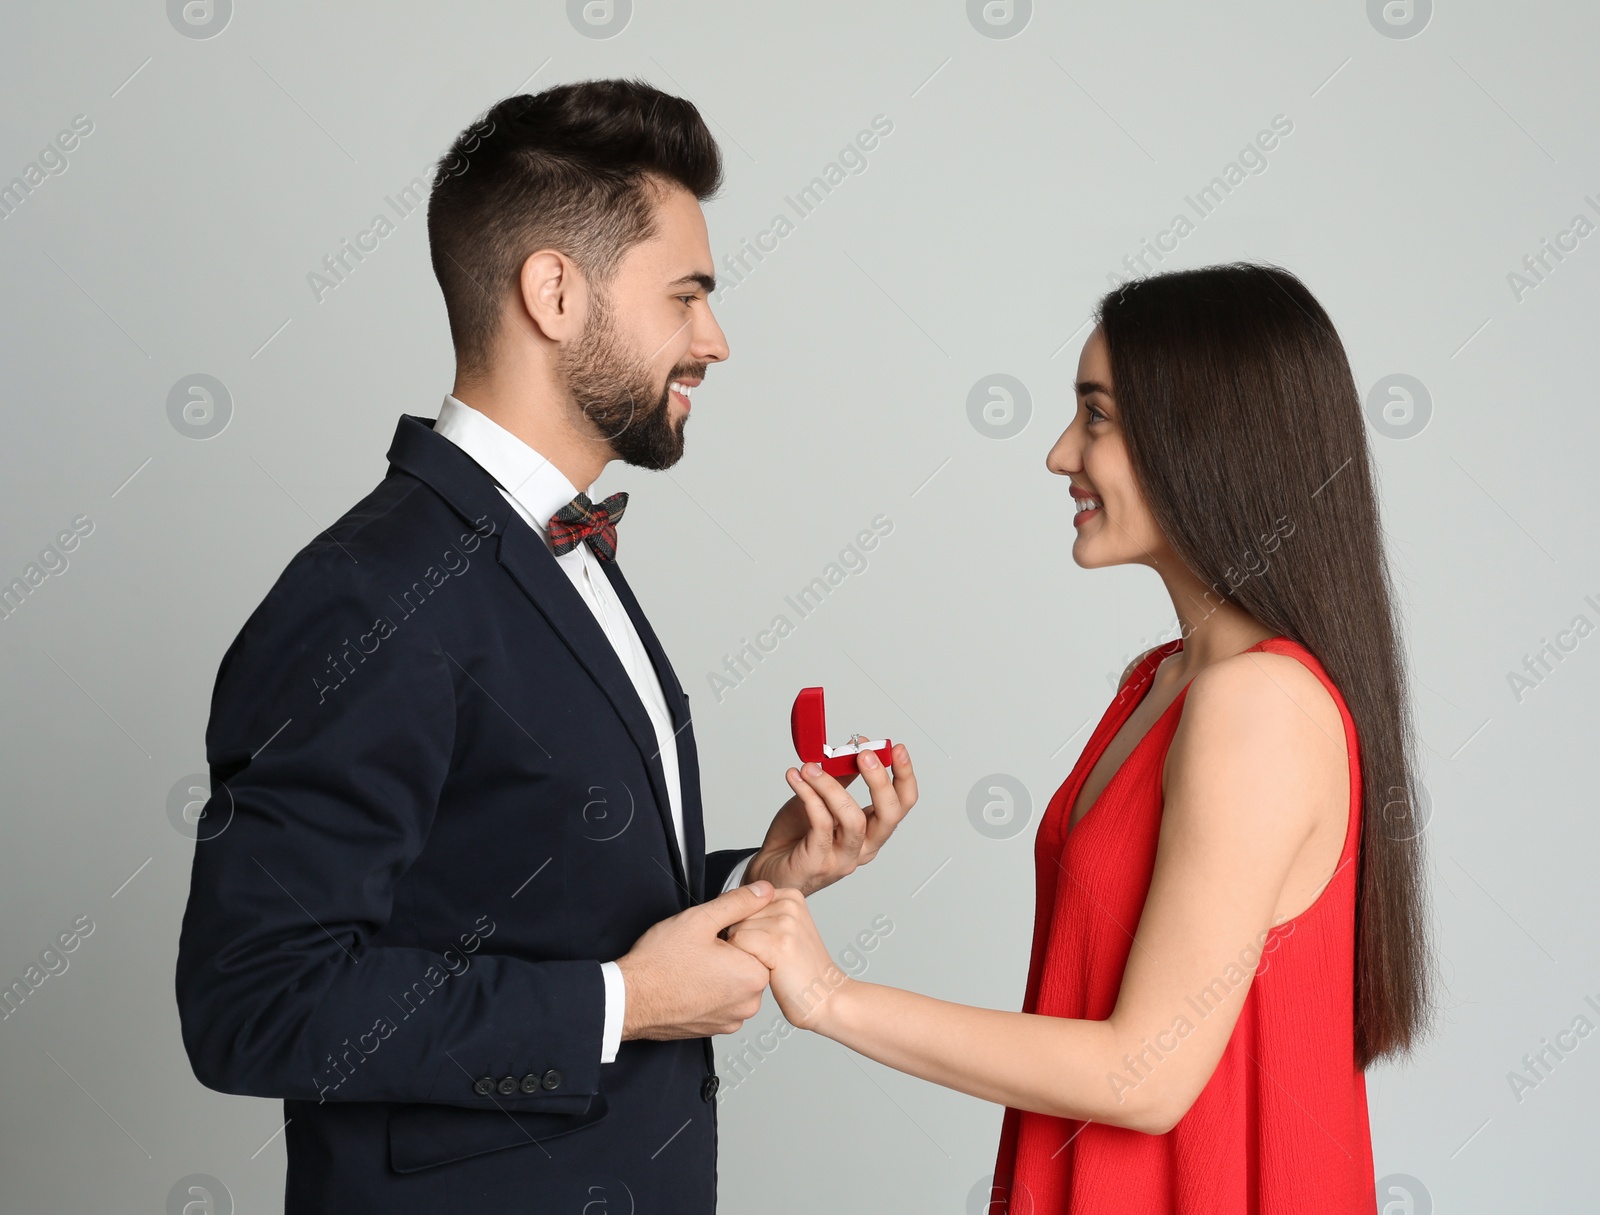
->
<box><xmin>2</xmin><ymin>1</ymin><xmax>1596</xmax><ymax>1211</ymax></box>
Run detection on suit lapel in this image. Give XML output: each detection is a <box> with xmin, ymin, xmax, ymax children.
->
<box><xmin>599</xmin><ymin>558</ymin><xmax>705</xmax><ymax>903</ymax></box>
<box><xmin>386</xmin><ymin>414</ymin><xmax>693</xmax><ymax>903</ymax></box>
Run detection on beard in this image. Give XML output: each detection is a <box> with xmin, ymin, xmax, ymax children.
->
<box><xmin>559</xmin><ymin>286</ymin><xmax>696</xmax><ymax>471</ymax></box>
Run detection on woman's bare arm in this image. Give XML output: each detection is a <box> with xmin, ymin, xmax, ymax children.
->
<box><xmin>727</xmin><ymin>651</ymin><xmax>1345</xmax><ymax>1134</ymax></box>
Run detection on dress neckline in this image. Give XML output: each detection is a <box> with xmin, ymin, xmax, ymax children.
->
<box><xmin>1067</xmin><ymin>634</ymin><xmax>1285</xmax><ymax>836</ymax></box>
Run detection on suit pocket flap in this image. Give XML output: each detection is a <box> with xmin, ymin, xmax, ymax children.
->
<box><xmin>387</xmin><ymin>1093</ymin><xmax>609</xmax><ymax>1173</ymax></box>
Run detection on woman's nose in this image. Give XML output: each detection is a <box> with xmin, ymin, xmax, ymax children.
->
<box><xmin>1045</xmin><ymin>430</ymin><xmax>1075</xmax><ymax>475</ymax></box>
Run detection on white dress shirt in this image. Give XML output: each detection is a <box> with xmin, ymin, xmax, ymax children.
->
<box><xmin>433</xmin><ymin>394</ymin><xmax>751</xmax><ymax>1063</ymax></box>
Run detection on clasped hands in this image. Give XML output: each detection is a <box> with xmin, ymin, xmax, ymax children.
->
<box><xmin>616</xmin><ymin>741</ymin><xmax>915</xmax><ymax>1042</ymax></box>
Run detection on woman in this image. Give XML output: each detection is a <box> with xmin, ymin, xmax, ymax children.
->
<box><xmin>727</xmin><ymin>263</ymin><xmax>1433</xmax><ymax>1212</ymax></box>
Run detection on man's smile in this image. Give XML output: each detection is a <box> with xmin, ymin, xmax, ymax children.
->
<box><xmin>669</xmin><ymin>377</ymin><xmax>700</xmax><ymax>410</ymax></box>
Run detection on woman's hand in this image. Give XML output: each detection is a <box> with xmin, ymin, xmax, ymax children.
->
<box><xmin>725</xmin><ymin>888</ymin><xmax>855</xmax><ymax>1033</ymax></box>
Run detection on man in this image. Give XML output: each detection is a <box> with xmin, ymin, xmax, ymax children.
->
<box><xmin>174</xmin><ymin>78</ymin><xmax>917</xmax><ymax>1213</ymax></box>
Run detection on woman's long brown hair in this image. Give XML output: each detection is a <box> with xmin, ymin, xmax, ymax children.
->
<box><xmin>1096</xmin><ymin>262</ymin><xmax>1433</xmax><ymax>1067</ymax></box>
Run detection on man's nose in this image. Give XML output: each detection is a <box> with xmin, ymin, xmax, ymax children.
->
<box><xmin>694</xmin><ymin>309</ymin><xmax>730</xmax><ymax>363</ymax></box>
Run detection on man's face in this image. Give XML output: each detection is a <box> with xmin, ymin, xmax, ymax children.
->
<box><xmin>558</xmin><ymin>179</ymin><xmax>730</xmax><ymax>470</ymax></box>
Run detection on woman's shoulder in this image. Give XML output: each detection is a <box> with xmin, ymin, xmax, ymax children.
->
<box><xmin>1185</xmin><ymin>646</ymin><xmax>1346</xmax><ymax>740</ymax></box>
<box><xmin>1153</xmin><ymin>650</ymin><xmax>1349</xmax><ymax>902</ymax></box>
<box><xmin>1172</xmin><ymin>648</ymin><xmax>1350</xmax><ymax>815</ymax></box>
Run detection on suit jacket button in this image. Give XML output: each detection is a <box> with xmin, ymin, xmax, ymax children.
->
<box><xmin>541</xmin><ymin>1068</ymin><xmax>563</xmax><ymax>1091</ymax></box>
<box><xmin>701</xmin><ymin>1075</ymin><xmax>720</xmax><ymax>1101</ymax></box>
<box><xmin>496</xmin><ymin>1075</ymin><xmax>517</xmax><ymax>1096</ymax></box>
<box><xmin>520</xmin><ymin>1073</ymin><xmax>541</xmax><ymax>1094</ymax></box>
<box><xmin>473</xmin><ymin>1076</ymin><xmax>496</xmax><ymax>1096</ymax></box>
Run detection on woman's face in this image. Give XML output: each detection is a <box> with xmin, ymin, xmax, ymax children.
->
<box><xmin>1046</xmin><ymin>324</ymin><xmax>1169</xmax><ymax>570</ymax></box>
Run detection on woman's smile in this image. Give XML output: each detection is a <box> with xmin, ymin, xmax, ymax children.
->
<box><xmin>1071</xmin><ymin>486</ymin><xmax>1103</xmax><ymax>526</ymax></box>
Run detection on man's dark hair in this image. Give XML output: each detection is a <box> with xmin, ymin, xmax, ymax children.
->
<box><xmin>426</xmin><ymin>77</ymin><xmax>722</xmax><ymax>382</ymax></box>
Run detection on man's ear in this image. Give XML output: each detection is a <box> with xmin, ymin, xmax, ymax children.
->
<box><xmin>518</xmin><ymin>249</ymin><xmax>587</xmax><ymax>343</ymax></box>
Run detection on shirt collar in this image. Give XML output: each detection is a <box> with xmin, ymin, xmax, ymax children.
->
<box><xmin>433</xmin><ymin>394</ymin><xmax>592</xmax><ymax>533</ymax></box>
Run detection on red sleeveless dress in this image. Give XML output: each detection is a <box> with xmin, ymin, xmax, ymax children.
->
<box><xmin>990</xmin><ymin>636</ymin><xmax>1377</xmax><ymax>1213</ymax></box>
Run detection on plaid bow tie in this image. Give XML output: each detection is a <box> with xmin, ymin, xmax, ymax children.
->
<box><xmin>547</xmin><ymin>490</ymin><xmax>629</xmax><ymax>561</ymax></box>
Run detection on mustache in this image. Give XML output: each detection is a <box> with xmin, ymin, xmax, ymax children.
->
<box><xmin>667</xmin><ymin>363</ymin><xmax>708</xmax><ymax>385</ymax></box>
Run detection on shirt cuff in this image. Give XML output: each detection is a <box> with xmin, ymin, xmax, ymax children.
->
<box><xmin>599</xmin><ymin>960</ymin><xmax>625</xmax><ymax>1063</ymax></box>
<box><xmin>721</xmin><ymin>854</ymin><xmax>754</xmax><ymax>893</ymax></box>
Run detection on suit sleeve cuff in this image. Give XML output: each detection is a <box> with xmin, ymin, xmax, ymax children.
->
<box><xmin>720</xmin><ymin>854</ymin><xmax>754</xmax><ymax>893</ymax></box>
<box><xmin>599</xmin><ymin>960</ymin><xmax>625</xmax><ymax>1063</ymax></box>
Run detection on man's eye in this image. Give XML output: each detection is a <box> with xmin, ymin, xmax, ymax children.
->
<box><xmin>678</xmin><ymin>295</ymin><xmax>698</xmax><ymax>306</ymax></box>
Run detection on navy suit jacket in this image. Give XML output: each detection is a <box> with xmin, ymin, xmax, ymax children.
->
<box><xmin>175</xmin><ymin>413</ymin><xmax>758</xmax><ymax>1213</ymax></box>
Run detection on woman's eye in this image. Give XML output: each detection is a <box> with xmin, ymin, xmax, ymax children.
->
<box><xmin>1085</xmin><ymin>402</ymin><xmax>1106</xmax><ymax>423</ymax></box>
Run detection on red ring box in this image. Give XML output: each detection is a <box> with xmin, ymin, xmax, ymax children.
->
<box><xmin>790</xmin><ymin>687</ymin><xmax>893</xmax><ymax>777</ymax></box>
